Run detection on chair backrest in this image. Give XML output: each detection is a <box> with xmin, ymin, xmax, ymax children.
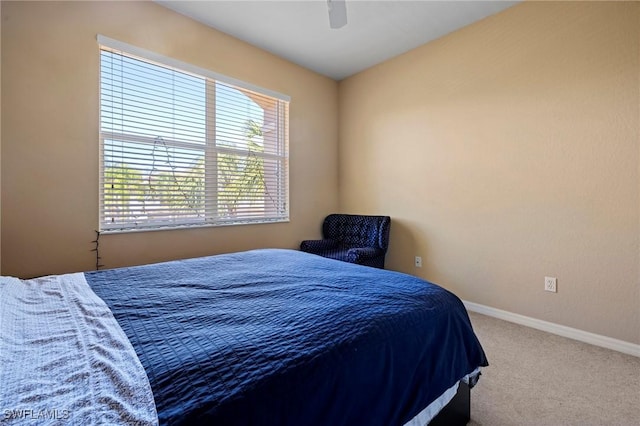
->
<box><xmin>322</xmin><ymin>214</ymin><xmax>391</xmax><ymax>251</ymax></box>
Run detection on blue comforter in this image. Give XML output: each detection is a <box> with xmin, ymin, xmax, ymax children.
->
<box><xmin>85</xmin><ymin>249</ymin><xmax>487</xmax><ymax>425</ymax></box>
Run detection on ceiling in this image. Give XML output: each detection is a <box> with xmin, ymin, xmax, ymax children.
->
<box><xmin>157</xmin><ymin>1</ymin><xmax>519</xmax><ymax>81</ymax></box>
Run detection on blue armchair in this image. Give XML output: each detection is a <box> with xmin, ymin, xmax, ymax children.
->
<box><xmin>300</xmin><ymin>214</ymin><xmax>391</xmax><ymax>269</ymax></box>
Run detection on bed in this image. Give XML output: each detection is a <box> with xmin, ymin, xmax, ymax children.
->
<box><xmin>1</xmin><ymin>249</ymin><xmax>487</xmax><ymax>425</ymax></box>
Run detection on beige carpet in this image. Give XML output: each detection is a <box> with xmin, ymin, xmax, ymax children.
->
<box><xmin>466</xmin><ymin>312</ymin><xmax>640</xmax><ymax>426</ymax></box>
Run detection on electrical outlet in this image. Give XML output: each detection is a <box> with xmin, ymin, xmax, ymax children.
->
<box><xmin>415</xmin><ymin>256</ymin><xmax>422</xmax><ymax>268</ymax></box>
<box><xmin>544</xmin><ymin>276</ymin><xmax>557</xmax><ymax>293</ymax></box>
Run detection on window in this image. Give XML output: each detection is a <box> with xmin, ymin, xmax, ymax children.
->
<box><xmin>98</xmin><ymin>36</ymin><xmax>289</xmax><ymax>232</ymax></box>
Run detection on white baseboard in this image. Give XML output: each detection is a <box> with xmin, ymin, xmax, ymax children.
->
<box><xmin>463</xmin><ymin>300</ymin><xmax>640</xmax><ymax>358</ymax></box>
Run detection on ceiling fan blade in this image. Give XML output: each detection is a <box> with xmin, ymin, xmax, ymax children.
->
<box><xmin>327</xmin><ymin>0</ymin><xmax>347</xmax><ymax>29</ymax></box>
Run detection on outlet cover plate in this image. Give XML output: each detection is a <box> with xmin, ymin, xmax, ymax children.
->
<box><xmin>544</xmin><ymin>276</ymin><xmax>557</xmax><ymax>293</ymax></box>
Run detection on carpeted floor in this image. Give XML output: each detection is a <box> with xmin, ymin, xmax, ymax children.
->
<box><xmin>466</xmin><ymin>312</ymin><xmax>640</xmax><ymax>426</ymax></box>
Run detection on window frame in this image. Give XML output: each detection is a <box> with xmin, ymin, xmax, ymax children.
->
<box><xmin>98</xmin><ymin>35</ymin><xmax>290</xmax><ymax>233</ymax></box>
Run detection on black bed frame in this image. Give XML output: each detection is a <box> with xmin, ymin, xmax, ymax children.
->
<box><xmin>428</xmin><ymin>381</ymin><xmax>471</xmax><ymax>426</ymax></box>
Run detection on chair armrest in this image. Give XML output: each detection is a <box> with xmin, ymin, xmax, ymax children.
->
<box><xmin>346</xmin><ymin>247</ymin><xmax>382</xmax><ymax>263</ymax></box>
<box><xmin>300</xmin><ymin>239</ymin><xmax>339</xmax><ymax>253</ymax></box>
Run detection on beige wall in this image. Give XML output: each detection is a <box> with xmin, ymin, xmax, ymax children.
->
<box><xmin>2</xmin><ymin>1</ymin><xmax>638</xmax><ymax>345</ymax></box>
<box><xmin>339</xmin><ymin>1</ymin><xmax>640</xmax><ymax>344</ymax></box>
<box><xmin>0</xmin><ymin>0</ymin><xmax>2</xmax><ymax>274</ymax></box>
<box><xmin>1</xmin><ymin>1</ymin><xmax>338</xmax><ymax>277</ymax></box>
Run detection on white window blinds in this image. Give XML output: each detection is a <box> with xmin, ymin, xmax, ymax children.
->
<box><xmin>98</xmin><ymin>36</ymin><xmax>289</xmax><ymax>232</ymax></box>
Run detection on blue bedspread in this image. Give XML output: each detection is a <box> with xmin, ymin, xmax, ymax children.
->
<box><xmin>85</xmin><ymin>249</ymin><xmax>487</xmax><ymax>425</ymax></box>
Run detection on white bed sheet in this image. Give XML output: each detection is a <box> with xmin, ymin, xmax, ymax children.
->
<box><xmin>404</xmin><ymin>367</ymin><xmax>481</xmax><ymax>426</ymax></box>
